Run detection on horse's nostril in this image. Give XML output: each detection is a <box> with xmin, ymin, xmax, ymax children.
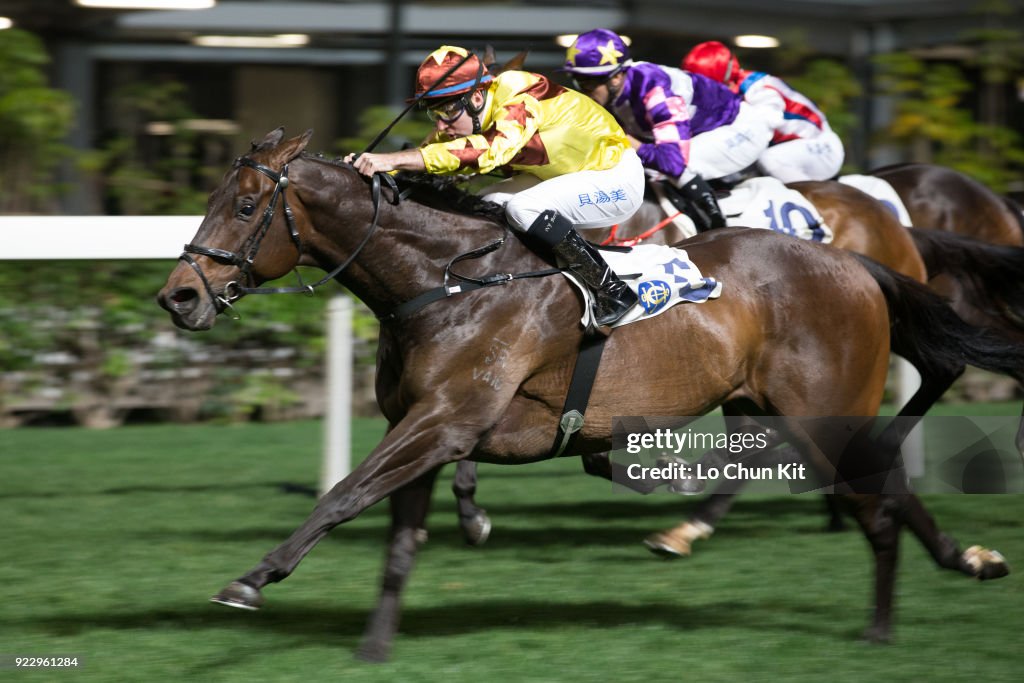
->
<box><xmin>171</xmin><ymin>288</ymin><xmax>197</xmax><ymax>305</ymax></box>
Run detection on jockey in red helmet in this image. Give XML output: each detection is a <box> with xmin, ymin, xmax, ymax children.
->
<box><xmin>346</xmin><ymin>45</ymin><xmax>645</xmax><ymax>328</ymax></box>
<box><xmin>562</xmin><ymin>29</ymin><xmax>776</xmax><ymax>232</ymax></box>
<box><xmin>683</xmin><ymin>41</ymin><xmax>845</xmax><ymax>182</ymax></box>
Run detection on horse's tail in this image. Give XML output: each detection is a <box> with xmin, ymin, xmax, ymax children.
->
<box><xmin>908</xmin><ymin>227</ymin><xmax>1024</xmax><ymax>331</ymax></box>
<box><xmin>852</xmin><ymin>253</ymin><xmax>1024</xmax><ymax>383</ymax></box>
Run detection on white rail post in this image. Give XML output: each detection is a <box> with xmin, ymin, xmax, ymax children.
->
<box><xmin>893</xmin><ymin>356</ymin><xmax>925</xmax><ymax>477</ymax></box>
<box><xmin>321</xmin><ymin>294</ymin><xmax>353</xmax><ymax>496</ymax></box>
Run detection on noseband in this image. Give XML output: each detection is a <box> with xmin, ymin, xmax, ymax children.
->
<box><xmin>179</xmin><ymin>156</ymin><xmax>400</xmax><ymax>315</ymax></box>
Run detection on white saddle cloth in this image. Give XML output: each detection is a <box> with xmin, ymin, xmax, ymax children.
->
<box><xmin>838</xmin><ymin>174</ymin><xmax>914</xmax><ymax>227</ymax></box>
<box><xmin>565</xmin><ymin>243</ymin><xmax>723</xmax><ymax>329</ymax></box>
<box><xmin>719</xmin><ymin>177</ymin><xmax>833</xmax><ymax>244</ymax></box>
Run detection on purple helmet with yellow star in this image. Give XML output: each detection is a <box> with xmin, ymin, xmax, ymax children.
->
<box><xmin>561</xmin><ymin>28</ymin><xmax>632</xmax><ymax>76</ymax></box>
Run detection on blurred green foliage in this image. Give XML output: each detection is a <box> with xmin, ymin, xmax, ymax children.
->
<box><xmin>0</xmin><ymin>28</ymin><xmax>76</xmax><ymax>212</ymax></box>
<box><xmin>79</xmin><ymin>81</ymin><xmax>210</xmax><ymax>215</ymax></box>
<box><xmin>1</xmin><ymin>43</ymin><xmax>378</xmax><ymax>423</ymax></box>
<box><xmin>872</xmin><ymin>1</ymin><xmax>1024</xmax><ymax>191</ymax></box>
<box><xmin>335</xmin><ymin>104</ymin><xmax>435</xmax><ymax>155</ymax></box>
<box><xmin>873</xmin><ymin>52</ymin><xmax>1024</xmax><ymax>191</ymax></box>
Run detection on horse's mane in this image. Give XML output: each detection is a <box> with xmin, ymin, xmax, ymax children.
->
<box><xmin>394</xmin><ymin>172</ymin><xmax>507</xmax><ymax>225</ymax></box>
<box><xmin>297</xmin><ymin>151</ymin><xmax>506</xmax><ymax>226</ymax></box>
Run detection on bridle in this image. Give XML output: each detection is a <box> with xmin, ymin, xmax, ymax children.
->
<box><xmin>179</xmin><ymin>151</ymin><xmax>555</xmax><ymax>326</ymax></box>
<box><xmin>179</xmin><ymin>155</ymin><xmax>400</xmax><ymax>316</ymax></box>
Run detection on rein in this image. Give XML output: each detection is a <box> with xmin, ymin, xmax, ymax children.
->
<box><xmin>600</xmin><ymin>210</ymin><xmax>682</xmax><ymax>247</ymax></box>
<box><xmin>378</xmin><ymin>212</ymin><xmax>562</xmax><ymax>323</ymax></box>
<box><xmin>181</xmin><ymin>155</ymin><xmax>561</xmax><ymax>322</ymax></box>
<box><xmin>180</xmin><ymin>157</ymin><xmax>404</xmax><ymax>316</ymax></box>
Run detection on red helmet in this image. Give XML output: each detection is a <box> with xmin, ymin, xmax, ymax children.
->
<box><xmin>411</xmin><ymin>46</ymin><xmax>493</xmax><ymax>103</ymax></box>
<box><xmin>682</xmin><ymin>41</ymin><xmax>741</xmax><ymax>88</ymax></box>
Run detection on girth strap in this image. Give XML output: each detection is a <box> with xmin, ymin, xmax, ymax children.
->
<box><xmin>551</xmin><ymin>334</ymin><xmax>608</xmax><ymax>458</ymax></box>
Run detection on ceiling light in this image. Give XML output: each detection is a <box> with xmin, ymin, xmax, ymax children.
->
<box><xmin>555</xmin><ymin>33</ymin><xmax>631</xmax><ymax>48</ymax></box>
<box><xmin>144</xmin><ymin>119</ymin><xmax>240</xmax><ymax>135</ymax></box>
<box><xmin>192</xmin><ymin>34</ymin><xmax>310</xmax><ymax>49</ymax></box>
<box><xmin>0</xmin><ymin>17</ymin><xmax>13</xmax><ymax>30</ymax></box>
<box><xmin>75</xmin><ymin>1</ymin><xmax>216</xmax><ymax>9</ymax></box>
<box><xmin>733</xmin><ymin>35</ymin><xmax>780</xmax><ymax>49</ymax></box>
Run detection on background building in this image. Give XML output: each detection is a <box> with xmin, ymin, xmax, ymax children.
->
<box><xmin>1</xmin><ymin>0</ymin><xmax>1022</xmax><ymax>212</ymax></box>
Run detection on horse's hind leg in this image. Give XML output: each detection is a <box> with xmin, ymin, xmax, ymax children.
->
<box><xmin>452</xmin><ymin>461</ymin><xmax>491</xmax><ymax>546</ymax></box>
<box><xmin>899</xmin><ymin>495</ymin><xmax>1010</xmax><ymax>580</ymax></box>
<box><xmin>775</xmin><ymin>417</ymin><xmax>907</xmax><ymax>642</ymax></box>
<box><xmin>358</xmin><ymin>468</ymin><xmax>440</xmax><ymax>662</ymax></box>
<box><xmin>846</xmin><ymin>495</ymin><xmax>904</xmax><ymax>643</ymax></box>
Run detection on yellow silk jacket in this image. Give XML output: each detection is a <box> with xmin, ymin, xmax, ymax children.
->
<box><xmin>418</xmin><ymin>70</ymin><xmax>631</xmax><ymax>180</ymax></box>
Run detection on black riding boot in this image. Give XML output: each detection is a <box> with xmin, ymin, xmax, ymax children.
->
<box><xmin>665</xmin><ymin>176</ymin><xmax>727</xmax><ymax>232</ymax></box>
<box><xmin>529</xmin><ymin>210</ymin><xmax>638</xmax><ymax>327</ymax></box>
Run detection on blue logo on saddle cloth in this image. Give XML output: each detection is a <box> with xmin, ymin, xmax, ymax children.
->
<box><xmin>601</xmin><ymin>246</ymin><xmax>723</xmax><ymax>328</ymax></box>
<box><xmin>638</xmin><ymin>280</ymin><xmax>672</xmax><ymax>314</ymax></box>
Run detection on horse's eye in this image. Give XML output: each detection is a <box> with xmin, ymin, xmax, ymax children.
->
<box><xmin>238</xmin><ymin>204</ymin><xmax>256</xmax><ymax>217</ymax></box>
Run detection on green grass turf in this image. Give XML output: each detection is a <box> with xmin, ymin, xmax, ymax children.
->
<box><xmin>1</xmin><ymin>408</ymin><xmax>1022</xmax><ymax>682</ymax></box>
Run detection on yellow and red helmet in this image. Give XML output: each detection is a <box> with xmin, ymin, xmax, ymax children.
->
<box><xmin>411</xmin><ymin>46</ymin><xmax>493</xmax><ymax>103</ymax></box>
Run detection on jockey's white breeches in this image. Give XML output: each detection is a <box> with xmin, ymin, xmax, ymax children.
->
<box><xmin>679</xmin><ymin>102</ymin><xmax>775</xmax><ymax>183</ymax></box>
<box><xmin>480</xmin><ymin>149</ymin><xmax>645</xmax><ymax>232</ymax></box>
<box><xmin>757</xmin><ymin>129</ymin><xmax>846</xmax><ymax>182</ymax></box>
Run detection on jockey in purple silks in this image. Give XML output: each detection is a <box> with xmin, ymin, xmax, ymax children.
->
<box><xmin>561</xmin><ymin>28</ymin><xmax>776</xmax><ymax>232</ymax></box>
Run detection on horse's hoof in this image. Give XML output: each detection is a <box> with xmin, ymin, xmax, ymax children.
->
<box><xmin>963</xmin><ymin>545</ymin><xmax>1010</xmax><ymax>580</ymax></box>
<box><xmin>461</xmin><ymin>511</ymin><xmax>492</xmax><ymax>546</ymax></box>
<box><xmin>862</xmin><ymin>625</ymin><xmax>891</xmax><ymax>644</ymax></box>
<box><xmin>356</xmin><ymin>640</ymin><xmax>391</xmax><ymax>663</ymax></box>
<box><xmin>643</xmin><ymin>532</ymin><xmax>691</xmax><ymax>559</ymax></box>
<box><xmin>210</xmin><ymin>581</ymin><xmax>265</xmax><ymax>610</ymax></box>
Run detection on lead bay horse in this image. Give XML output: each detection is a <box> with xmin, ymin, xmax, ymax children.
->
<box><xmin>158</xmin><ymin>129</ymin><xmax>1015</xmax><ymax>661</ymax></box>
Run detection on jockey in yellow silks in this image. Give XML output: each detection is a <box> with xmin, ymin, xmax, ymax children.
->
<box><xmin>346</xmin><ymin>45</ymin><xmax>646</xmax><ymax>327</ymax></box>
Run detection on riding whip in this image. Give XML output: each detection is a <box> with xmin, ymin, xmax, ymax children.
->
<box><xmin>358</xmin><ymin>50</ymin><xmax>477</xmax><ymax>157</ymax></box>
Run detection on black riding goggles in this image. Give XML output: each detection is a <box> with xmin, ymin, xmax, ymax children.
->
<box><xmin>571</xmin><ymin>67</ymin><xmax>623</xmax><ymax>93</ymax></box>
<box><xmin>424</xmin><ymin>96</ymin><xmax>468</xmax><ymax>124</ymax></box>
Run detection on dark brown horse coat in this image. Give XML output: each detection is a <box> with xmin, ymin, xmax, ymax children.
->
<box><xmin>158</xmin><ymin>129</ymin><xmax>1012</xmax><ymax>660</ymax></box>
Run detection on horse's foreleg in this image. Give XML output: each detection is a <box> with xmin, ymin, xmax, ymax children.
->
<box><xmin>211</xmin><ymin>411</ymin><xmax>474</xmax><ymax>607</ymax></box>
<box><xmin>644</xmin><ymin>423</ymin><xmax>792</xmax><ymax>558</ymax></box>
<box><xmin>358</xmin><ymin>468</ymin><xmax>440</xmax><ymax>662</ymax></box>
<box><xmin>452</xmin><ymin>460</ymin><xmax>491</xmax><ymax>546</ymax></box>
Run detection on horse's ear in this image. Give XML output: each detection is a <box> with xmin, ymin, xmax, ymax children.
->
<box><xmin>483</xmin><ymin>44</ymin><xmax>496</xmax><ymax>70</ymax></box>
<box><xmin>500</xmin><ymin>49</ymin><xmax>529</xmax><ymax>73</ymax></box>
<box><xmin>253</xmin><ymin>127</ymin><xmax>286</xmax><ymax>152</ymax></box>
<box><xmin>273</xmin><ymin>128</ymin><xmax>314</xmax><ymax>164</ymax></box>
